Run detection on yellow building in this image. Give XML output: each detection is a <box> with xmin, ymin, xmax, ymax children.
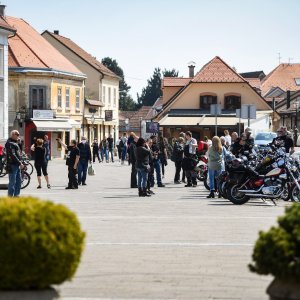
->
<box><xmin>7</xmin><ymin>16</ymin><xmax>86</xmax><ymax>158</ymax></box>
<box><xmin>154</xmin><ymin>56</ymin><xmax>273</xmax><ymax>139</ymax></box>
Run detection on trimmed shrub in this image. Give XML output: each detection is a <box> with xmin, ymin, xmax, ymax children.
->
<box><xmin>249</xmin><ymin>203</ymin><xmax>300</xmax><ymax>282</ymax></box>
<box><xmin>0</xmin><ymin>196</ymin><xmax>85</xmax><ymax>289</ymax></box>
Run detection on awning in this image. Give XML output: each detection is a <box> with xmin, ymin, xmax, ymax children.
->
<box><xmin>85</xmin><ymin>99</ymin><xmax>105</xmax><ymax>107</ymax></box>
<box><xmin>33</xmin><ymin>120</ymin><xmax>72</xmax><ymax>132</ymax></box>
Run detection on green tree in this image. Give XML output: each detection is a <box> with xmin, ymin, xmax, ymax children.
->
<box><xmin>137</xmin><ymin>68</ymin><xmax>179</xmax><ymax>107</ymax></box>
<box><xmin>101</xmin><ymin>57</ymin><xmax>137</xmax><ymax>111</ymax></box>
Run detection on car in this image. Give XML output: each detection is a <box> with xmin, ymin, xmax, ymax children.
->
<box><xmin>254</xmin><ymin>132</ymin><xmax>277</xmax><ymax>147</ymax></box>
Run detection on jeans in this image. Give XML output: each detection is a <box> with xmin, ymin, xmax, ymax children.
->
<box><xmin>77</xmin><ymin>160</ymin><xmax>88</xmax><ymax>184</ymax></box>
<box><xmin>153</xmin><ymin>159</ymin><xmax>162</xmax><ymax>185</ymax></box>
<box><xmin>208</xmin><ymin>168</ymin><xmax>221</xmax><ymax>191</ymax></box>
<box><xmin>137</xmin><ymin>168</ymin><xmax>148</xmax><ymax>189</ymax></box>
<box><xmin>121</xmin><ymin>146</ymin><xmax>127</xmax><ymax>161</ymax></box>
<box><xmin>68</xmin><ymin>166</ymin><xmax>78</xmax><ymax>188</ymax></box>
<box><xmin>101</xmin><ymin>148</ymin><xmax>108</xmax><ymax>162</ymax></box>
<box><xmin>185</xmin><ymin>170</ymin><xmax>197</xmax><ymax>185</ymax></box>
<box><xmin>108</xmin><ymin>148</ymin><xmax>114</xmax><ymax>162</ymax></box>
<box><xmin>93</xmin><ymin>151</ymin><xmax>101</xmax><ymax>162</ymax></box>
<box><xmin>8</xmin><ymin>164</ymin><xmax>21</xmax><ymax>197</ymax></box>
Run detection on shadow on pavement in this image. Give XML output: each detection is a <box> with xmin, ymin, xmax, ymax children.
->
<box><xmin>0</xmin><ymin>288</ymin><xmax>59</xmax><ymax>300</ymax></box>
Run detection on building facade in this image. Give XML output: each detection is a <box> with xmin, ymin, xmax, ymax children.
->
<box><xmin>7</xmin><ymin>16</ymin><xmax>86</xmax><ymax>158</ymax></box>
<box><xmin>153</xmin><ymin>57</ymin><xmax>273</xmax><ymax>139</ymax></box>
<box><xmin>42</xmin><ymin>30</ymin><xmax>120</xmax><ymax>144</ymax></box>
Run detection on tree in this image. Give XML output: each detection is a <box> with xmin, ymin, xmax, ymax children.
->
<box><xmin>101</xmin><ymin>57</ymin><xmax>137</xmax><ymax>111</ymax></box>
<box><xmin>137</xmin><ymin>68</ymin><xmax>179</xmax><ymax>107</ymax></box>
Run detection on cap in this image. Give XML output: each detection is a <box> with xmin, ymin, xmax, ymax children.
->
<box><xmin>245</xmin><ymin>127</ymin><xmax>252</xmax><ymax>133</ymax></box>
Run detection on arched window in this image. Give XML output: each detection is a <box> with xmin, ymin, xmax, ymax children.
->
<box><xmin>224</xmin><ymin>94</ymin><xmax>241</xmax><ymax>110</ymax></box>
<box><xmin>200</xmin><ymin>94</ymin><xmax>217</xmax><ymax>109</ymax></box>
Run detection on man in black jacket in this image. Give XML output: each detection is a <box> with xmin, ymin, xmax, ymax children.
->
<box><xmin>77</xmin><ymin>136</ymin><xmax>92</xmax><ymax>185</ymax></box>
<box><xmin>5</xmin><ymin>130</ymin><xmax>24</xmax><ymax>197</ymax></box>
<box><xmin>129</xmin><ymin>134</ymin><xmax>138</xmax><ymax>188</ymax></box>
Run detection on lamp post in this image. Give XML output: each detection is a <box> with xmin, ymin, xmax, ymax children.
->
<box><xmin>91</xmin><ymin>113</ymin><xmax>95</xmax><ymax>142</ymax></box>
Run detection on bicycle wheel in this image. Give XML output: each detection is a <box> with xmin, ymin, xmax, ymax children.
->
<box><xmin>21</xmin><ymin>171</ymin><xmax>31</xmax><ymax>189</ymax></box>
<box><xmin>0</xmin><ymin>161</ymin><xmax>7</xmax><ymax>177</ymax></box>
<box><xmin>26</xmin><ymin>161</ymin><xmax>34</xmax><ymax>175</ymax></box>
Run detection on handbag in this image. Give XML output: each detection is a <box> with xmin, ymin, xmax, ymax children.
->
<box><xmin>88</xmin><ymin>163</ymin><xmax>95</xmax><ymax>176</ymax></box>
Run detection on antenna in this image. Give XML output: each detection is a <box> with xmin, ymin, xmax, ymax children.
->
<box><xmin>277</xmin><ymin>52</ymin><xmax>282</xmax><ymax>64</ymax></box>
<box><xmin>288</xmin><ymin>57</ymin><xmax>294</xmax><ymax>64</ymax></box>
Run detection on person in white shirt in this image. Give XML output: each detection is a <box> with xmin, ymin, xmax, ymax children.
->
<box><xmin>224</xmin><ymin>130</ymin><xmax>231</xmax><ymax>146</ymax></box>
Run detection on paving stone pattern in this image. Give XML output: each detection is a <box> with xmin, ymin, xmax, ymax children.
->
<box><xmin>0</xmin><ymin>159</ymin><xmax>290</xmax><ymax>300</ymax></box>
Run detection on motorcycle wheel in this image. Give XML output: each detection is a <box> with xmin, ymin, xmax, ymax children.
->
<box><xmin>227</xmin><ymin>184</ymin><xmax>250</xmax><ymax>205</ymax></box>
<box><xmin>281</xmin><ymin>183</ymin><xmax>290</xmax><ymax>201</ymax></box>
<box><xmin>290</xmin><ymin>184</ymin><xmax>300</xmax><ymax>202</ymax></box>
<box><xmin>203</xmin><ymin>171</ymin><xmax>217</xmax><ymax>191</ymax></box>
<box><xmin>220</xmin><ymin>182</ymin><xmax>228</xmax><ymax>199</ymax></box>
<box><xmin>196</xmin><ymin>165</ymin><xmax>205</xmax><ymax>181</ymax></box>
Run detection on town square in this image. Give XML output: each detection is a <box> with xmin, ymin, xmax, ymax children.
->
<box><xmin>0</xmin><ymin>0</ymin><xmax>300</xmax><ymax>299</ymax></box>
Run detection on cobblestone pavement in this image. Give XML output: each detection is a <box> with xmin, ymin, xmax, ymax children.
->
<box><xmin>0</xmin><ymin>159</ymin><xmax>291</xmax><ymax>300</ymax></box>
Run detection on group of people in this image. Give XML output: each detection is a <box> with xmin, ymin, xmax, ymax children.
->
<box><xmin>91</xmin><ymin>135</ymin><xmax>114</xmax><ymax>163</ymax></box>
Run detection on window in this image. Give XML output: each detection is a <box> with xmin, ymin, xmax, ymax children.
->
<box><xmin>113</xmin><ymin>88</ymin><xmax>116</xmax><ymax>107</ymax></box>
<box><xmin>224</xmin><ymin>95</ymin><xmax>241</xmax><ymax>110</ymax></box>
<box><xmin>103</xmin><ymin>86</ymin><xmax>106</xmax><ymax>103</ymax></box>
<box><xmin>295</xmin><ymin>78</ymin><xmax>300</xmax><ymax>86</ymax></box>
<box><xmin>57</xmin><ymin>87</ymin><xmax>62</xmax><ymax>108</ymax></box>
<box><xmin>108</xmin><ymin>87</ymin><xmax>111</xmax><ymax>105</ymax></box>
<box><xmin>29</xmin><ymin>86</ymin><xmax>47</xmax><ymax>110</ymax></box>
<box><xmin>200</xmin><ymin>95</ymin><xmax>217</xmax><ymax>109</ymax></box>
<box><xmin>65</xmin><ymin>87</ymin><xmax>70</xmax><ymax>108</ymax></box>
<box><xmin>75</xmin><ymin>89</ymin><xmax>80</xmax><ymax>109</ymax></box>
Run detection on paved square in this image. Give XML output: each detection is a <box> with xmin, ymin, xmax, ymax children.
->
<box><xmin>0</xmin><ymin>160</ymin><xmax>289</xmax><ymax>299</ymax></box>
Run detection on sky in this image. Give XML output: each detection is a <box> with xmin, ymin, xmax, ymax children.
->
<box><xmin>6</xmin><ymin>0</ymin><xmax>300</xmax><ymax>101</ymax></box>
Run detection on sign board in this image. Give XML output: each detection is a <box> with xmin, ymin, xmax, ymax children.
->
<box><xmin>210</xmin><ymin>104</ymin><xmax>221</xmax><ymax>115</ymax></box>
<box><xmin>33</xmin><ymin>110</ymin><xmax>53</xmax><ymax>119</ymax></box>
<box><xmin>236</xmin><ymin>109</ymin><xmax>241</xmax><ymax>118</ymax></box>
<box><xmin>146</xmin><ymin>122</ymin><xmax>159</xmax><ymax>133</ymax></box>
<box><xmin>241</xmin><ymin>105</ymin><xmax>256</xmax><ymax>119</ymax></box>
<box><xmin>105</xmin><ymin>110</ymin><xmax>113</xmax><ymax>121</ymax></box>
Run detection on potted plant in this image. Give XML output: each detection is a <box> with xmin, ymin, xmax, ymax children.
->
<box><xmin>0</xmin><ymin>196</ymin><xmax>85</xmax><ymax>298</ymax></box>
<box><xmin>249</xmin><ymin>203</ymin><xmax>300</xmax><ymax>300</ymax></box>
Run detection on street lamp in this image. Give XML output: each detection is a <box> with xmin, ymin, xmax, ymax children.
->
<box><xmin>91</xmin><ymin>113</ymin><xmax>95</xmax><ymax>141</ymax></box>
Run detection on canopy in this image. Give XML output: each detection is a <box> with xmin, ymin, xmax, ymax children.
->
<box><xmin>33</xmin><ymin>120</ymin><xmax>72</xmax><ymax>132</ymax></box>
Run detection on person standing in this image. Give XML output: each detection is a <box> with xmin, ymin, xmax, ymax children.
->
<box><xmin>92</xmin><ymin>138</ymin><xmax>101</xmax><ymax>163</ymax></box>
<box><xmin>121</xmin><ymin>133</ymin><xmax>128</xmax><ymax>165</ymax></box>
<box><xmin>151</xmin><ymin>135</ymin><xmax>165</xmax><ymax>187</ymax></box>
<box><xmin>100</xmin><ymin>137</ymin><xmax>109</xmax><ymax>162</ymax></box>
<box><xmin>43</xmin><ymin>135</ymin><xmax>51</xmax><ymax>163</ymax></box>
<box><xmin>244</xmin><ymin>127</ymin><xmax>254</xmax><ymax>152</ymax></box>
<box><xmin>224</xmin><ymin>130</ymin><xmax>231</xmax><ymax>147</ymax></box>
<box><xmin>129</xmin><ymin>133</ymin><xmax>138</xmax><ymax>188</ymax></box>
<box><xmin>231</xmin><ymin>132</ymin><xmax>239</xmax><ymax>144</ymax></box>
<box><xmin>77</xmin><ymin>137</ymin><xmax>92</xmax><ymax>185</ymax></box>
<box><xmin>182</xmin><ymin>131</ymin><xmax>198</xmax><ymax>187</ymax></box>
<box><xmin>158</xmin><ymin>136</ymin><xmax>168</xmax><ymax>179</ymax></box>
<box><xmin>32</xmin><ymin>138</ymin><xmax>50</xmax><ymax>189</ymax></box>
<box><xmin>172</xmin><ymin>137</ymin><xmax>184</xmax><ymax>184</ymax></box>
<box><xmin>58</xmin><ymin>138</ymin><xmax>80</xmax><ymax>189</ymax></box>
<box><xmin>116</xmin><ymin>136</ymin><xmax>122</xmax><ymax>162</ymax></box>
<box><xmin>5</xmin><ymin>130</ymin><xmax>24</xmax><ymax>197</ymax></box>
<box><xmin>107</xmin><ymin>134</ymin><xmax>114</xmax><ymax>163</ymax></box>
<box><xmin>145</xmin><ymin>138</ymin><xmax>155</xmax><ymax>195</ymax></box>
<box><xmin>271</xmin><ymin>126</ymin><xmax>295</xmax><ymax>154</ymax></box>
<box><xmin>135</xmin><ymin>138</ymin><xmax>151</xmax><ymax>197</ymax></box>
<box><xmin>207</xmin><ymin>136</ymin><xmax>222</xmax><ymax>198</ymax></box>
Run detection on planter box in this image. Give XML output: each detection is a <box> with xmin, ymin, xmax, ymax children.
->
<box><xmin>0</xmin><ymin>288</ymin><xmax>59</xmax><ymax>300</ymax></box>
<box><xmin>267</xmin><ymin>278</ymin><xmax>300</xmax><ymax>300</ymax></box>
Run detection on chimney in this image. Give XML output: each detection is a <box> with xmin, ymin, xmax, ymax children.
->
<box><xmin>54</xmin><ymin>30</ymin><xmax>59</xmax><ymax>35</ymax></box>
<box><xmin>0</xmin><ymin>5</ymin><xmax>6</xmax><ymax>17</ymax></box>
<box><xmin>188</xmin><ymin>61</ymin><xmax>196</xmax><ymax>78</ymax></box>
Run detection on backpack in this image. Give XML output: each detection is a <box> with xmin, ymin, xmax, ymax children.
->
<box><xmin>119</xmin><ymin>139</ymin><xmax>124</xmax><ymax>148</ymax></box>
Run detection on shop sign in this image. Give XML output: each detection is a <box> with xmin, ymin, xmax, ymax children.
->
<box><xmin>33</xmin><ymin>110</ymin><xmax>54</xmax><ymax>119</ymax></box>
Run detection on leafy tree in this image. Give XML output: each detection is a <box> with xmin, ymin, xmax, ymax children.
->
<box><xmin>137</xmin><ymin>68</ymin><xmax>179</xmax><ymax>107</ymax></box>
<box><xmin>101</xmin><ymin>57</ymin><xmax>137</xmax><ymax>111</ymax></box>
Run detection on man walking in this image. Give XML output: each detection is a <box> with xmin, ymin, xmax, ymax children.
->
<box><xmin>77</xmin><ymin>137</ymin><xmax>92</xmax><ymax>185</ymax></box>
<box><xmin>107</xmin><ymin>134</ymin><xmax>114</xmax><ymax>162</ymax></box>
<box><xmin>92</xmin><ymin>138</ymin><xmax>101</xmax><ymax>163</ymax></box>
<box><xmin>58</xmin><ymin>138</ymin><xmax>80</xmax><ymax>189</ymax></box>
<box><xmin>5</xmin><ymin>130</ymin><xmax>24</xmax><ymax>197</ymax></box>
<box><xmin>151</xmin><ymin>135</ymin><xmax>165</xmax><ymax>187</ymax></box>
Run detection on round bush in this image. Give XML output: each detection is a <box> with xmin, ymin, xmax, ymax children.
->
<box><xmin>0</xmin><ymin>196</ymin><xmax>85</xmax><ymax>289</ymax></box>
<box><xmin>249</xmin><ymin>203</ymin><xmax>300</xmax><ymax>282</ymax></box>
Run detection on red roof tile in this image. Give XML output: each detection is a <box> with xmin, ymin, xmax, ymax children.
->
<box><xmin>192</xmin><ymin>56</ymin><xmax>246</xmax><ymax>83</ymax></box>
<box><xmin>244</xmin><ymin>78</ymin><xmax>261</xmax><ymax>89</ymax></box>
<box><xmin>0</xmin><ymin>16</ymin><xmax>15</xmax><ymax>32</ymax></box>
<box><xmin>120</xmin><ymin>106</ymin><xmax>152</xmax><ymax>128</ymax></box>
<box><xmin>6</xmin><ymin>16</ymin><xmax>83</xmax><ymax>75</ymax></box>
<box><xmin>162</xmin><ymin>77</ymin><xmax>190</xmax><ymax>87</ymax></box>
<box><xmin>261</xmin><ymin>63</ymin><xmax>300</xmax><ymax>96</ymax></box>
<box><xmin>43</xmin><ymin>31</ymin><xmax>118</xmax><ymax>78</ymax></box>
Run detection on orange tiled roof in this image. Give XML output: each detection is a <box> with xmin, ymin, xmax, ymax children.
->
<box><xmin>120</xmin><ymin>106</ymin><xmax>152</xmax><ymax>128</ymax></box>
<box><xmin>0</xmin><ymin>16</ymin><xmax>15</xmax><ymax>32</ymax></box>
<box><xmin>43</xmin><ymin>30</ymin><xmax>118</xmax><ymax>78</ymax></box>
<box><xmin>244</xmin><ymin>78</ymin><xmax>261</xmax><ymax>89</ymax></box>
<box><xmin>261</xmin><ymin>63</ymin><xmax>300</xmax><ymax>96</ymax></box>
<box><xmin>6</xmin><ymin>16</ymin><xmax>83</xmax><ymax>75</ymax></box>
<box><xmin>162</xmin><ymin>77</ymin><xmax>190</xmax><ymax>88</ymax></box>
<box><xmin>192</xmin><ymin>56</ymin><xmax>246</xmax><ymax>83</ymax></box>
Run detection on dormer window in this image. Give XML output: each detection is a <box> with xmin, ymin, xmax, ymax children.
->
<box><xmin>200</xmin><ymin>94</ymin><xmax>217</xmax><ymax>109</ymax></box>
<box><xmin>295</xmin><ymin>78</ymin><xmax>300</xmax><ymax>86</ymax></box>
<box><xmin>224</xmin><ymin>95</ymin><xmax>241</xmax><ymax>110</ymax></box>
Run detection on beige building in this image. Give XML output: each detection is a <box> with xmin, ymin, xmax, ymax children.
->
<box><xmin>7</xmin><ymin>16</ymin><xmax>86</xmax><ymax>158</ymax></box>
<box><xmin>42</xmin><ymin>30</ymin><xmax>120</xmax><ymax>144</ymax></box>
<box><xmin>153</xmin><ymin>56</ymin><xmax>273</xmax><ymax>139</ymax></box>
